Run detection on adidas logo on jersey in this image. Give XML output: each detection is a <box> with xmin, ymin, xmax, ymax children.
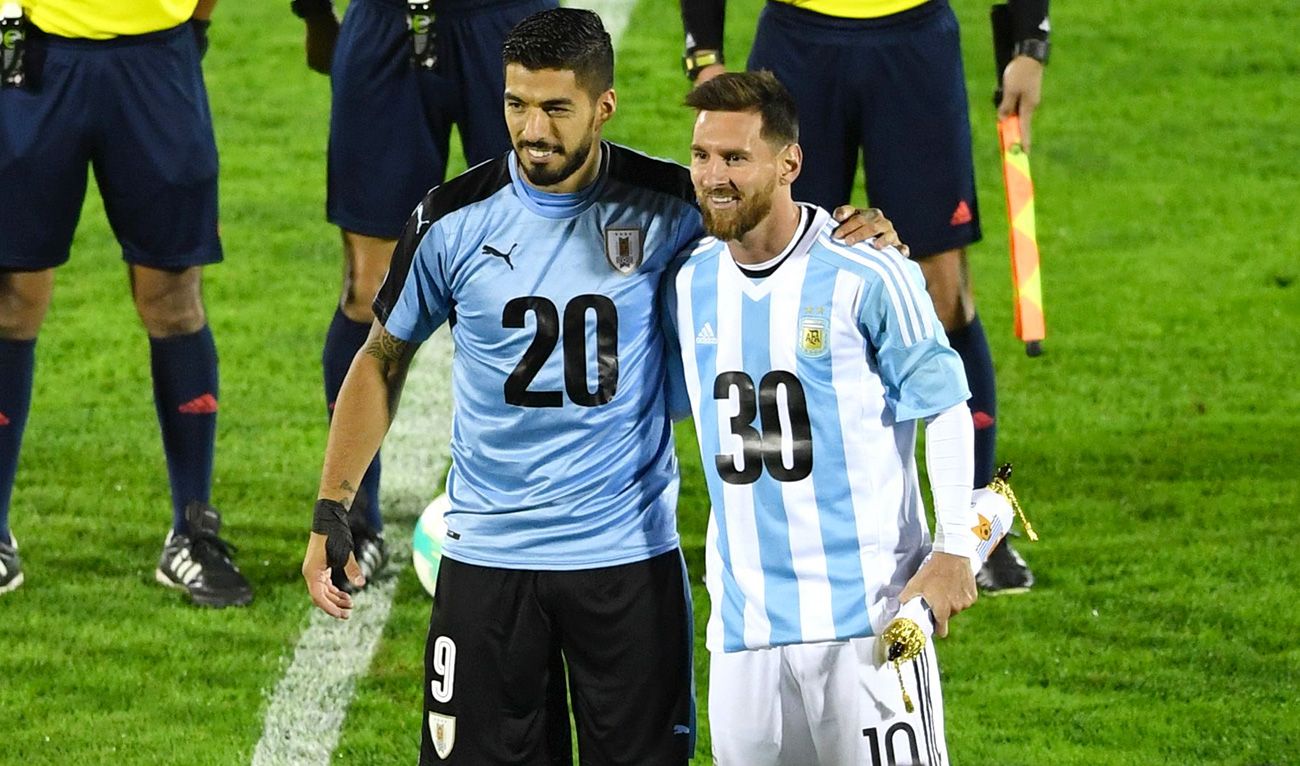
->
<box><xmin>695</xmin><ymin>322</ymin><xmax>718</xmax><ymax>345</ymax></box>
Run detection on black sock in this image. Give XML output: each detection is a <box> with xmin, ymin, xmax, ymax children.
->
<box><xmin>947</xmin><ymin>315</ymin><xmax>997</xmax><ymax>488</ymax></box>
<box><xmin>150</xmin><ymin>327</ymin><xmax>219</xmax><ymax>534</ymax></box>
<box><xmin>323</xmin><ymin>308</ymin><xmax>383</xmax><ymax>530</ymax></box>
<box><xmin>0</xmin><ymin>338</ymin><xmax>36</xmax><ymax>545</ymax></box>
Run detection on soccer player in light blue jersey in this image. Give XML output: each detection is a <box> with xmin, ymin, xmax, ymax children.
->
<box><xmin>669</xmin><ymin>71</ymin><xmax>982</xmax><ymax>764</ymax></box>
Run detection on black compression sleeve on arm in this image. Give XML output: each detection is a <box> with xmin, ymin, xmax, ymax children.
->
<box><xmin>681</xmin><ymin>0</ymin><xmax>725</xmax><ymax>52</ymax></box>
<box><xmin>1007</xmin><ymin>0</ymin><xmax>1049</xmax><ymax>42</ymax></box>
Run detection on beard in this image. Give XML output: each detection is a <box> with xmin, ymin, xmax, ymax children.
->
<box><xmin>699</xmin><ymin>177</ymin><xmax>777</xmax><ymax>242</ymax></box>
<box><xmin>516</xmin><ymin>134</ymin><xmax>597</xmax><ymax>188</ymax></box>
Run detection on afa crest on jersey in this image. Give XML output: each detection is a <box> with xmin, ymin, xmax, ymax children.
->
<box><xmin>604</xmin><ymin>226</ymin><xmax>643</xmax><ymax>274</ymax></box>
<box><xmin>798</xmin><ymin>316</ymin><xmax>829</xmax><ymax>358</ymax></box>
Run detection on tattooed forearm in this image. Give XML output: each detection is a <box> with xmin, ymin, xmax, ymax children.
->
<box><xmin>364</xmin><ymin>329</ymin><xmax>410</xmax><ymax>365</ymax></box>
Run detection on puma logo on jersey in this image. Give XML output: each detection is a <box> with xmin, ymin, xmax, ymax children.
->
<box><xmin>482</xmin><ymin>243</ymin><xmax>518</xmax><ymax>270</ymax></box>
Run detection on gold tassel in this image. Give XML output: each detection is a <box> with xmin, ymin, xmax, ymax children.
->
<box><xmin>988</xmin><ymin>463</ymin><xmax>1038</xmax><ymax>542</ymax></box>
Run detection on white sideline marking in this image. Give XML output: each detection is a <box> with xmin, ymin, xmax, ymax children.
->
<box><xmin>252</xmin><ymin>339</ymin><xmax>453</xmax><ymax>766</ymax></box>
<box><xmin>253</xmin><ymin>2</ymin><xmax>636</xmax><ymax>762</ymax></box>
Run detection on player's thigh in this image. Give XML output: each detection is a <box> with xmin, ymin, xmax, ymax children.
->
<box><xmin>442</xmin><ymin>0</ymin><xmax>556</xmax><ymax>166</ymax></box>
<box><xmin>855</xmin><ymin>638</ymin><xmax>949</xmax><ymax>766</ymax></box>
<box><xmin>858</xmin><ymin>4</ymin><xmax>980</xmax><ymax>261</ymax></box>
<box><xmin>708</xmin><ymin>646</ymin><xmax>795</xmax><ymax>766</ymax></box>
<box><xmin>92</xmin><ymin>27</ymin><xmax>221</xmax><ymax>269</ymax></box>
<box><xmin>748</xmin><ymin>5</ymin><xmax>858</xmax><ymax>211</ymax></box>
<box><xmin>421</xmin><ymin>558</ymin><xmax>563</xmax><ymax>766</ymax></box>
<box><xmin>328</xmin><ymin>0</ymin><xmax>454</xmax><ymax>239</ymax></box>
<box><xmin>0</xmin><ymin>37</ymin><xmax>94</xmax><ymax>271</ymax></box>
<box><xmin>552</xmin><ymin>550</ymin><xmax>694</xmax><ymax>765</ymax></box>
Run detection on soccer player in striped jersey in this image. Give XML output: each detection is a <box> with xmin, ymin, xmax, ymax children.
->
<box><xmin>669</xmin><ymin>71</ymin><xmax>980</xmax><ymax>764</ymax></box>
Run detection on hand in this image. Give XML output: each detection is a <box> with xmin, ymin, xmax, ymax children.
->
<box><xmin>830</xmin><ymin>206</ymin><xmax>909</xmax><ymax>257</ymax></box>
<box><xmin>898</xmin><ymin>552</ymin><xmax>977</xmax><ymax>638</ymax></box>
<box><xmin>303</xmin><ymin>530</ymin><xmax>363</xmax><ymax>619</ymax></box>
<box><xmin>693</xmin><ymin>63</ymin><xmax>727</xmax><ymax>86</ymax></box>
<box><xmin>304</xmin><ymin>12</ymin><xmax>341</xmax><ymax>75</ymax></box>
<box><xmin>998</xmin><ymin>56</ymin><xmax>1044</xmax><ymax>152</ymax></box>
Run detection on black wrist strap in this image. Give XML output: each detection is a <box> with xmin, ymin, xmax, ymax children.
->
<box><xmin>312</xmin><ymin>498</ymin><xmax>353</xmax><ymax>569</ymax></box>
<box><xmin>291</xmin><ymin>0</ymin><xmax>334</xmax><ymax>19</ymax></box>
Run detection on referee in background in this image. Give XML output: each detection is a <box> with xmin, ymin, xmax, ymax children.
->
<box><xmin>0</xmin><ymin>0</ymin><xmax>251</xmax><ymax>606</ymax></box>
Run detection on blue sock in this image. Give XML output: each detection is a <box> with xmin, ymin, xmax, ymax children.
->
<box><xmin>150</xmin><ymin>327</ymin><xmax>219</xmax><ymax>534</ymax></box>
<box><xmin>323</xmin><ymin>308</ymin><xmax>382</xmax><ymax>530</ymax></box>
<box><xmin>947</xmin><ymin>315</ymin><xmax>998</xmax><ymax>488</ymax></box>
<box><xmin>0</xmin><ymin>338</ymin><xmax>36</xmax><ymax>546</ymax></box>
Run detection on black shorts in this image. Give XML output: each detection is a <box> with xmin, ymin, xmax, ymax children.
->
<box><xmin>421</xmin><ymin>550</ymin><xmax>695</xmax><ymax>765</ymax></box>
<box><xmin>749</xmin><ymin>0</ymin><xmax>982</xmax><ymax>259</ymax></box>
<box><xmin>0</xmin><ymin>25</ymin><xmax>221</xmax><ymax>270</ymax></box>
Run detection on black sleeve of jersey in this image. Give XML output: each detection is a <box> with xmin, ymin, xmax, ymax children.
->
<box><xmin>681</xmin><ymin>0</ymin><xmax>725</xmax><ymax>53</ymax></box>
<box><xmin>1007</xmin><ymin>0</ymin><xmax>1049</xmax><ymax>42</ymax></box>
<box><xmin>372</xmin><ymin>157</ymin><xmax>512</xmax><ymax>325</ymax></box>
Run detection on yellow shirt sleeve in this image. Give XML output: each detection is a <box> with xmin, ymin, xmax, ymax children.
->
<box><xmin>27</xmin><ymin>0</ymin><xmax>199</xmax><ymax>39</ymax></box>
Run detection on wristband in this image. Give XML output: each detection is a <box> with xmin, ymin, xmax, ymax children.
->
<box><xmin>312</xmin><ymin>498</ymin><xmax>354</xmax><ymax>570</ymax></box>
<box><xmin>291</xmin><ymin>0</ymin><xmax>334</xmax><ymax>19</ymax></box>
<box><xmin>683</xmin><ymin>48</ymin><xmax>722</xmax><ymax>82</ymax></box>
<box><xmin>1013</xmin><ymin>37</ymin><xmax>1050</xmax><ymax>64</ymax></box>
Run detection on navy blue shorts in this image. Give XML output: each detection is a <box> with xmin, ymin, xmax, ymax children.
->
<box><xmin>748</xmin><ymin>0</ymin><xmax>981</xmax><ymax>259</ymax></box>
<box><xmin>327</xmin><ymin>0</ymin><xmax>556</xmax><ymax>239</ymax></box>
<box><xmin>0</xmin><ymin>24</ymin><xmax>221</xmax><ymax>271</ymax></box>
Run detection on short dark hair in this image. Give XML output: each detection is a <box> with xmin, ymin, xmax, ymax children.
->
<box><xmin>684</xmin><ymin>70</ymin><xmax>799</xmax><ymax>147</ymax></box>
<box><xmin>502</xmin><ymin>8</ymin><xmax>614</xmax><ymax>97</ymax></box>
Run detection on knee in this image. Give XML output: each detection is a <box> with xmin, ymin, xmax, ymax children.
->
<box><xmin>0</xmin><ymin>271</ymin><xmax>54</xmax><ymax>339</ymax></box>
<box><xmin>339</xmin><ymin>233</ymin><xmax>394</xmax><ymax>323</ymax></box>
<box><xmin>928</xmin><ymin>287</ymin><xmax>976</xmax><ymax>333</ymax></box>
<box><xmin>135</xmin><ymin>287</ymin><xmax>207</xmax><ymax>337</ymax></box>
<box><xmin>340</xmin><ymin>268</ymin><xmax>384</xmax><ymax>323</ymax></box>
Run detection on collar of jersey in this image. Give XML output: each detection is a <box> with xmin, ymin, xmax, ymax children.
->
<box><xmin>724</xmin><ymin>203</ymin><xmax>829</xmax><ymax>300</ymax></box>
<box><xmin>509</xmin><ymin>142</ymin><xmax>610</xmax><ymax>219</ymax></box>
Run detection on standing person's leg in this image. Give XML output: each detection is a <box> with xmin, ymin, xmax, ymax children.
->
<box><xmin>0</xmin><ymin>271</ymin><xmax>53</xmax><ymax>595</ymax></box>
<box><xmin>851</xmin><ymin>2</ymin><xmax>1030</xmax><ymax>591</ymax></box>
<box><xmin>442</xmin><ymin>0</ymin><xmax>557</xmax><ymax>167</ymax></box>
<box><xmin>853</xmin><ymin>638</ymin><xmax>949</xmax><ymax>766</ymax></box>
<box><xmin>95</xmin><ymin>24</ymin><xmax>248</xmax><ymax>606</ymax></box>
<box><xmin>552</xmin><ymin>550</ymin><xmax>694</xmax><ymax>765</ymax></box>
<box><xmin>747</xmin><ymin>3</ymin><xmax>859</xmax><ymax>212</ymax></box>
<box><xmin>709</xmin><ymin>645</ymin><xmax>816</xmax><ymax>766</ymax></box>
<box><xmin>420</xmin><ymin>558</ymin><xmax>568</xmax><ymax>766</ymax></box>
<box><xmin>323</xmin><ymin>0</ymin><xmax>455</xmax><ymax>549</ymax></box>
<box><xmin>0</xmin><ymin>24</ymin><xmax>94</xmax><ymax>594</ymax></box>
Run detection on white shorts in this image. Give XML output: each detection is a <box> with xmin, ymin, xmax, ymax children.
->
<box><xmin>709</xmin><ymin>637</ymin><xmax>948</xmax><ymax>766</ymax></box>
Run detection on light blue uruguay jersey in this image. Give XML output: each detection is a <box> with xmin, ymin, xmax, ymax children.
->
<box><xmin>374</xmin><ymin>143</ymin><xmax>703</xmax><ymax>570</ymax></box>
<box><xmin>669</xmin><ymin>205</ymin><xmax>970</xmax><ymax>652</ymax></box>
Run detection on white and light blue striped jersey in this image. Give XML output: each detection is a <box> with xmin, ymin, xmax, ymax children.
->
<box><xmin>669</xmin><ymin>205</ymin><xmax>970</xmax><ymax>652</ymax></box>
<box><xmin>374</xmin><ymin>143</ymin><xmax>703</xmax><ymax>570</ymax></box>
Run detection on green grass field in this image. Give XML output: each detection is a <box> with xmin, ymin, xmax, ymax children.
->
<box><xmin>3</xmin><ymin>0</ymin><xmax>1298</xmax><ymax>763</ymax></box>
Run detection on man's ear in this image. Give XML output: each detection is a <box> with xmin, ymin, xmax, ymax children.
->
<box><xmin>779</xmin><ymin>142</ymin><xmax>802</xmax><ymax>186</ymax></box>
<box><xmin>595</xmin><ymin>88</ymin><xmax>617</xmax><ymax>126</ymax></box>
